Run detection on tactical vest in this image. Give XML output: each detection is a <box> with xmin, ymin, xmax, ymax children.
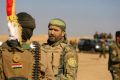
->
<box><xmin>42</xmin><ymin>43</ymin><xmax>65</xmax><ymax>76</ymax></box>
<box><xmin>42</xmin><ymin>42</ymin><xmax>77</xmax><ymax>78</ymax></box>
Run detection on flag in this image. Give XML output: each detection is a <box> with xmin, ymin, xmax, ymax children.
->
<box><xmin>6</xmin><ymin>0</ymin><xmax>22</xmax><ymax>44</ymax></box>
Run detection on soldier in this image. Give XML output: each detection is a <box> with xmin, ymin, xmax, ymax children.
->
<box><xmin>109</xmin><ymin>31</ymin><xmax>120</xmax><ymax>80</ymax></box>
<box><xmin>108</xmin><ymin>33</ymin><xmax>113</xmax><ymax>40</ymax></box>
<box><xmin>69</xmin><ymin>38</ymin><xmax>78</xmax><ymax>51</ymax></box>
<box><xmin>99</xmin><ymin>39</ymin><xmax>107</xmax><ymax>58</ymax></box>
<box><xmin>42</xmin><ymin>18</ymin><xmax>78</xmax><ymax>80</ymax></box>
<box><xmin>0</xmin><ymin>12</ymin><xmax>53</xmax><ymax>80</ymax></box>
<box><xmin>94</xmin><ymin>32</ymin><xmax>99</xmax><ymax>40</ymax></box>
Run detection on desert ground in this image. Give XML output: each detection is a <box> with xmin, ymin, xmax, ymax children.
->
<box><xmin>77</xmin><ymin>52</ymin><xmax>112</xmax><ymax>80</ymax></box>
<box><xmin>0</xmin><ymin>35</ymin><xmax>112</xmax><ymax>80</ymax></box>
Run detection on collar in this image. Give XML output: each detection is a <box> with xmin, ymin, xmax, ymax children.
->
<box><xmin>21</xmin><ymin>41</ymin><xmax>30</xmax><ymax>50</ymax></box>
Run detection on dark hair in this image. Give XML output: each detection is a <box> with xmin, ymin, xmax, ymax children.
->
<box><xmin>116</xmin><ymin>31</ymin><xmax>120</xmax><ymax>37</ymax></box>
<box><xmin>17</xmin><ymin>12</ymin><xmax>36</xmax><ymax>29</ymax></box>
<box><xmin>17</xmin><ymin>12</ymin><xmax>35</xmax><ymax>41</ymax></box>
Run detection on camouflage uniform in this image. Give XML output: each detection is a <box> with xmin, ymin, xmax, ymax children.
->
<box><xmin>99</xmin><ymin>40</ymin><xmax>107</xmax><ymax>58</ymax></box>
<box><xmin>42</xmin><ymin>18</ymin><xmax>78</xmax><ymax>80</ymax></box>
<box><xmin>109</xmin><ymin>31</ymin><xmax>120</xmax><ymax>80</ymax></box>
<box><xmin>42</xmin><ymin>39</ymin><xmax>78</xmax><ymax>80</ymax></box>
<box><xmin>109</xmin><ymin>43</ymin><xmax>120</xmax><ymax>80</ymax></box>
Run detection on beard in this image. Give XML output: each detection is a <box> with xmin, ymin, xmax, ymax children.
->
<box><xmin>49</xmin><ymin>36</ymin><xmax>56</xmax><ymax>42</ymax></box>
<box><xmin>48</xmin><ymin>35</ymin><xmax>62</xmax><ymax>44</ymax></box>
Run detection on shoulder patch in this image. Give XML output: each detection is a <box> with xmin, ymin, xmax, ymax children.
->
<box><xmin>67</xmin><ymin>58</ymin><xmax>77</xmax><ymax>67</ymax></box>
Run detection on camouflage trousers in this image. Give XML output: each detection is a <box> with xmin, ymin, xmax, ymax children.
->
<box><xmin>111</xmin><ymin>69</ymin><xmax>120</xmax><ymax>80</ymax></box>
<box><xmin>99</xmin><ymin>52</ymin><xmax>106</xmax><ymax>58</ymax></box>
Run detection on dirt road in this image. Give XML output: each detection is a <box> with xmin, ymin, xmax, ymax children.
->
<box><xmin>77</xmin><ymin>52</ymin><xmax>112</xmax><ymax>80</ymax></box>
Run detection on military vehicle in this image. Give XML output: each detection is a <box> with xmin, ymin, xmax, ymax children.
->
<box><xmin>78</xmin><ymin>38</ymin><xmax>112</xmax><ymax>52</ymax></box>
<box><xmin>78</xmin><ymin>38</ymin><xmax>95</xmax><ymax>51</ymax></box>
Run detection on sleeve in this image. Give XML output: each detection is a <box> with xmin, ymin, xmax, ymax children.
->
<box><xmin>110</xmin><ymin>44</ymin><xmax>120</xmax><ymax>63</ymax></box>
<box><xmin>61</xmin><ymin>47</ymin><xmax>78</xmax><ymax>80</ymax></box>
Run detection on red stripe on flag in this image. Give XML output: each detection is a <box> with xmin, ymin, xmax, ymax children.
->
<box><xmin>6</xmin><ymin>0</ymin><xmax>13</xmax><ymax>16</ymax></box>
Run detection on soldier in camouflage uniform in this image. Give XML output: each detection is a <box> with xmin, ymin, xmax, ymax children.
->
<box><xmin>69</xmin><ymin>38</ymin><xmax>78</xmax><ymax>51</ymax></box>
<box><xmin>99</xmin><ymin>40</ymin><xmax>107</xmax><ymax>58</ymax></box>
<box><xmin>109</xmin><ymin>31</ymin><xmax>120</xmax><ymax>80</ymax></box>
<box><xmin>42</xmin><ymin>18</ymin><xmax>78</xmax><ymax>80</ymax></box>
<box><xmin>0</xmin><ymin>12</ymin><xmax>54</xmax><ymax>80</ymax></box>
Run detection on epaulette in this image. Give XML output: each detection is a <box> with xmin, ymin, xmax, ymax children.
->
<box><xmin>1</xmin><ymin>42</ymin><xmax>24</xmax><ymax>52</ymax></box>
<box><xmin>1</xmin><ymin>42</ymin><xmax>12</xmax><ymax>51</ymax></box>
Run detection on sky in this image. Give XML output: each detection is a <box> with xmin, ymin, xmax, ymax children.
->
<box><xmin>0</xmin><ymin>0</ymin><xmax>120</xmax><ymax>37</ymax></box>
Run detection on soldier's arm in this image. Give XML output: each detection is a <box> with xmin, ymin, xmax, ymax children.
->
<box><xmin>63</xmin><ymin>47</ymin><xmax>78</xmax><ymax>80</ymax></box>
<box><xmin>110</xmin><ymin>44</ymin><xmax>120</xmax><ymax>63</ymax></box>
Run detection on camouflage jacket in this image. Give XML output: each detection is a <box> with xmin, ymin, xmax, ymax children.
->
<box><xmin>109</xmin><ymin>43</ymin><xmax>120</xmax><ymax>71</ymax></box>
<box><xmin>42</xmin><ymin>40</ymin><xmax>78</xmax><ymax>80</ymax></box>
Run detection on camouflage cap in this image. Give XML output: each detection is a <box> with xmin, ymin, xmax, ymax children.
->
<box><xmin>116</xmin><ymin>31</ymin><xmax>120</xmax><ymax>37</ymax></box>
<box><xmin>48</xmin><ymin>18</ymin><xmax>66</xmax><ymax>31</ymax></box>
<box><xmin>17</xmin><ymin>12</ymin><xmax>36</xmax><ymax>29</ymax></box>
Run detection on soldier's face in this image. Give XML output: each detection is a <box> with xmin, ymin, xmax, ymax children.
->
<box><xmin>116</xmin><ymin>36</ymin><xmax>120</xmax><ymax>45</ymax></box>
<box><xmin>48</xmin><ymin>25</ymin><xmax>65</xmax><ymax>42</ymax></box>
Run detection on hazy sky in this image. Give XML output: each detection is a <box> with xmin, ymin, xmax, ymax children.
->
<box><xmin>0</xmin><ymin>0</ymin><xmax>120</xmax><ymax>37</ymax></box>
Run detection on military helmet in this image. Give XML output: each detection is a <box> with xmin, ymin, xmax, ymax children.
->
<box><xmin>48</xmin><ymin>18</ymin><xmax>66</xmax><ymax>31</ymax></box>
<box><xmin>17</xmin><ymin>12</ymin><xmax>36</xmax><ymax>29</ymax></box>
<box><xmin>116</xmin><ymin>31</ymin><xmax>120</xmax><ymax>37</ymax></box>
